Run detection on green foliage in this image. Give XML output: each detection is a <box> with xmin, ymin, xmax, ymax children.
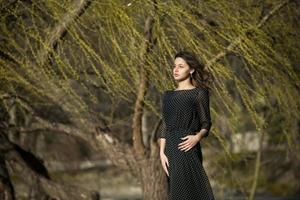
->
<box><xmin>0</xmin><ymin>0</ymin><xmax>299</xmax><ymax>197</ymax></box>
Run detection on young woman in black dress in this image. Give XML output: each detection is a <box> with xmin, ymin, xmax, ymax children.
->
<box><xmin>159</xmin><ymin>51</ymin><xmax>215</xmax><ymax>200</ymax></box>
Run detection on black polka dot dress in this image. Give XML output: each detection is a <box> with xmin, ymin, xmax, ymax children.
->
<box><xmin>158</xmin><ymin>86</ymin><xmax>215</xmax><ymax>200</ymax></box>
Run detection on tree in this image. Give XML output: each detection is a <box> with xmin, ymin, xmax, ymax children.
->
<box><xmin>0</xmin><ymin>0</ymin><xmax>299</xmax><ymax>199</ymax></box>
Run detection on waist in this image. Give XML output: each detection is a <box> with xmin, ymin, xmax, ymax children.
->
<box><xmin>166</xmin><ymin>127</ymin><xmax>198</xmax><ymax>133</ymax></box>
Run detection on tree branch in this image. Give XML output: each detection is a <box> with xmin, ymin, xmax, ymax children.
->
<box><xmin>2</xmin><ymin>93</ymin><xmax>139</xmax><ymax>177</ymax></box>
<box><xmin>6</xmin><ymin>151</ymin><xmax>100</xmax><ymax>200</ymax></box>
<box><xmin>1</xmin><ymin>130</ymin><xmax>99</xmax><ymax>200</ymax></box>
<box><xmin>35</xmin><ymin>0</ymin><xmax>91</xmax><ymax>66</ymax></box>
<box><xmin>207</xmin><ymin>0</ymin><xmax>291</xmax><ymax>68</ymax></box>
<box><xmin>94</xmin><ymin>127</ymin><xmax>140</xmax><ymax>178</ymax></box>
<box><xmin>132</xmin><ymin>7</ymin><xmax>157</xmax><ymax>162</ymax></box>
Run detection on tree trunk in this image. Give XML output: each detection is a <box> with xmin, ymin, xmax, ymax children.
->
<box><xmin>0</xmin><ymin>155</ymin><xmax>15</xmax><ymax>200</ymax></box>
<box><xmin>140</xmin><ymin>157</ymin><xmax>169</xmax><ymax>200</ymax></box>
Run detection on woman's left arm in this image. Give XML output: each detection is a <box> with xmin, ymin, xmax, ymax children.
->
<box><xmin>195</xmin><ymin>88</ymin><xmax>212</xmax><ymax>140</ymax></box>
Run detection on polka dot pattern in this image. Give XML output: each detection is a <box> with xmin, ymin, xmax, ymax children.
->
<box><xmin>158</xmin><ymin>86</ymin><xmax>215</xmax><ymax>200</ymax></box>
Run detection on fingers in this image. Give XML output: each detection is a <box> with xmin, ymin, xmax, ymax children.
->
<box><xmin>178</xmin><ymin>135</ymin><xmax>191</xmax><ymax>147</ymax></box>
<box><xmin>178</xmin><ymin>140</ymin><xmax>189</xmax><ymax>148</ymax></box>
<box><xmin>166</xmin><ymin>157</ymin><xmax>169</xmax><ymax>167</ymax></box>
<box><xmin>184</xmin><ymin>146</ymin><xmax>192</xmax><ymax>152</ymax></box>
<box><xmin>178</xmin><ymin>141</ymin><xmax>190</xmax><ymax>148</ymax></box>
<box><xmin>161</xmin><ymin>155</ymin><xmax>169</xmax><ymax>176</ymax></box>
<box><xmin>178</xmin><ymin>141</ymin><xmax>191</xmax><ymax>150</ymax></box>
<box><xmin>178</xmin><ymin>135</ymin><xmax>199</xmax><ymax>151</ymax></box>
<box><xmin>179</xmin><ymin>135</ymin><xmax>189</xmax><ymax>142</ymax></box>
<box><xmin>180</xmin><ymin>136</ymin><xmax>188</xmax><ymax>140</ymax></box>
<box><xmin>163</xmin><ymin>162</ymin><xmax>169</xmax><ymax>176</ymax></box>
<box><xmin>178</xmin><ymin>142</ymin><xmax>196</xmax><ymax>151</ymax></box>
<box><xmin>178</xmin><ymin>140</ymin><xmax>188</xmax><ymax>146</ymax></box>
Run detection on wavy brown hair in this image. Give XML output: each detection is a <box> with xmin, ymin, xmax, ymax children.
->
<box><xmin>174</xmin><ymin>50</ymin><xmax>214</xmax><ymax>91</ymax></box>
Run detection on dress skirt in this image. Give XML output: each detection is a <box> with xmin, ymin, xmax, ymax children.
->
<box><xmin>165</xmin><ymin>128</ymin><xmax>215</xmax><ymax>200</ymax></box>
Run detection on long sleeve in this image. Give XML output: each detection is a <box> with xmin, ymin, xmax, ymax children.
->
<box><xmin>196</xmin><ymin>88</ymin><xmax>212</xmax><ymax>137</ymax></box>
<box><xmin>158</xmin><ymin>114</ymin><xmax>167</xmax><ymax>138</ymax></box>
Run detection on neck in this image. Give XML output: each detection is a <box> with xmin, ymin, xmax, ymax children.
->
<box><xmin>176</xmin><ymin>78</ymin><xmax>194</xmax><ymax>90</ymax></box>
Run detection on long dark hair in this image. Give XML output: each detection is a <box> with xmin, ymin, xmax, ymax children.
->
<box><xmin>174</xmin><ymin>50</ymin><xmax>214</xmax><ymax>91</ymax></box>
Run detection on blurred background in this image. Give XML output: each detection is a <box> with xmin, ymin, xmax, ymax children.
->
<box><xmin>0</xmin><ymin>0</ymin><xmax>299</xmax><ymax>199</ymax></box>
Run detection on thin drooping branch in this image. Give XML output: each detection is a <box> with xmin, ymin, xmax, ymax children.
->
<box><xmin>207</xmin><ymin>0</ymin><xmax>291</xmax><ymax>67</ymax></box>
<box><xmin>9</xmin><ymin>0</ymin><xmax>98</xmax><ymax>133</ymax></box>
<box><xmin>12</xmin><ymin>94</ymin><xmax>88</xmax><ymax>140</ymax></box>
<box><xmin>248</xmin><ymin>132</ymin><xmax>265</xmax><ymax>200</ymax></box>
<box><xmin>35</xmin><ymin>0</ymin><xmax>91</xmax><ymax>66</ymax></box>
<box><xmin>1</xmin><ymin>93</ymin><xmax>103</xmax><ymax>145</ymax></box>
<box><xmin>256</xmin><ymin>0</ymin><xmax>291</xmax><ymax>28</ymax></box>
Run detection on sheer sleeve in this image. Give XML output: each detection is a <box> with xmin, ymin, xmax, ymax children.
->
<box><xmin>158</xmin><ymin>115</ymin><xmax>167</xmax><ymax>139</ymax></box>
<box><xmin>196</xmin><ymin>88</ymin><xmax>212</xmax><ymax>137</ymax></box>
<box><xmin>158</xmin><ymin>93</ymin><xmax>167</xmax><ymax>139</ymax></box>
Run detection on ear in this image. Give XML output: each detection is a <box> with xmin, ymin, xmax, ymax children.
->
<box><xmin>190</xmin><ymin>69</ymin><xmax>195</xmax><ymax>74</ymax></box>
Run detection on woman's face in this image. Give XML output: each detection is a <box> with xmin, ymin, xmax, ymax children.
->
<box><xmin>172</xmin><ymin>57</ymin><xmax>194</xmax><ymax>81</ymax></box>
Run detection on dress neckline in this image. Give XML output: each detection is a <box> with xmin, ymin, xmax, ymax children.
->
<box><xmin>166</xmin><ymin>87</ymin><xmax>198</xmax><ymax>92</ymax></box>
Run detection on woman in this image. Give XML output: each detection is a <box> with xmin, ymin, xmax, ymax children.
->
<box><xmin>158</xmin><ymin>50</ymin><xmax>215</xmax><ymax>200</ymax></box>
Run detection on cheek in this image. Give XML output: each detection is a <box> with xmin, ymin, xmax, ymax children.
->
<box><xmin>174</xmin><ymin>68</ymin><xmax>188</xmax><ymax>75</ymax></box>
<box><xmin>181</xmin><ymin>69</ymin><xmax>189</xmax><ymax>75</ymax></box>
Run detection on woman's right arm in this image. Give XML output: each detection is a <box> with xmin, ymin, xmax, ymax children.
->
<box><xmin>158</xmin><ymin>95</ymin><xmax>169</xmax><ymax>176</ymax></box>
<box><xmin>159</xmin><ymin>117</ymin><xmax>169</xmax><ymax>176</ymax></box>
<box><xmin>160</xmin><ymin>138</ymin><xmax>166</xmax><ymax>155</ymax></box>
